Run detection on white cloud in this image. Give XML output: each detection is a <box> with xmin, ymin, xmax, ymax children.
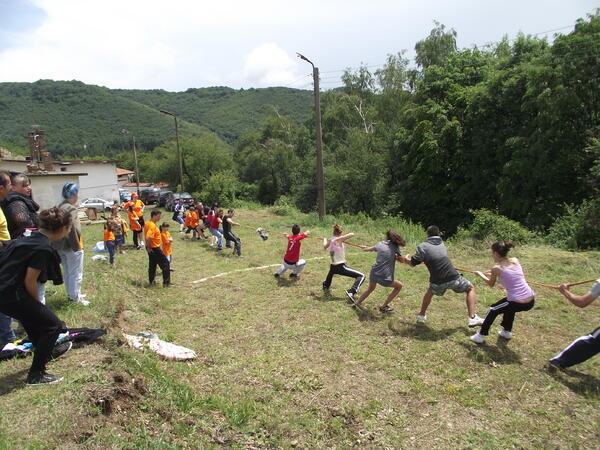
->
<box><xmin>242</xmin><ymin>43</ymin><xmax>302</xmax><ymax>88</ymax></box>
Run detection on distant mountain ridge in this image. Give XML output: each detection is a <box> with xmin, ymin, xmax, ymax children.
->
<box><xmin>0</xmin><ymin>80</ymin><xmax>312</xmax><ymax>157</ymax></box>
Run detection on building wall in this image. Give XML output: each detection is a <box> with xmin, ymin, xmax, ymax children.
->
<box><xmin>61</xmin><ymin>161</ymin><xmax>118</xmax><ymax>201</ymax></box>
<box><xmin>28</xmin><ymin>174</ymin><xmax>82</xmax><ymax>210</ymax></box>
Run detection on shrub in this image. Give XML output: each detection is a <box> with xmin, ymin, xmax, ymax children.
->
<box><xmin>269</xmin><ymin>195</ymin><xmax>299</xmax><ymax>216</ymax></box>
<box><xmin>547</xmin><ymin>198</ymin><xmax>600</xmax><ymax>249</ymax></box>
<box><xmin>454</xmin><ymin>209</ymin><xmax>535</xmax><ymax>244</ymax></box>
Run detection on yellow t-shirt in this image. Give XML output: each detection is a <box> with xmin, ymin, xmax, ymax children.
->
<box><xmin>144</xmin><ymin>221</ymin><xmax>162</xmax><ymax>248</ymax></box>
<box><xmin>0</xmin><ymin>208</ymin><xmax>10</xmax><ymax>240</ymax></box>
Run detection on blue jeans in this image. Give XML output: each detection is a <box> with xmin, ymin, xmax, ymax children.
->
<box><xmin>105</xmin><ymin>240</ymin><xmax>116</xmax><ymax>264</ymax></box>
<box><xmin>0</xmin><ymin>312</ymin><xmax>16</xmax><ymax>347</ymax></box>
<box><xmin>209</xmin><ymin>228</ymin><xmax>223</xmax><ymax>249</ymax></box>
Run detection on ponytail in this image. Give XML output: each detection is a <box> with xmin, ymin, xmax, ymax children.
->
<box><xmin>332</xmin><ymin>224</ymin><xmax>343</xmax><ymax>236</ymax></box>
<box><xmin>386</xmin><ymin>229</ymin><xmax>406</xmax><ymax>247</ymax></box>
<box><xmin>39</xmin><ymin>207</ymin><xmax>72</xmax><ymax>232</ymax></box>
<box><xmin>491</xmin><ymin>241</ymin><xmax>515</xmax><ymax>258</ymax></box>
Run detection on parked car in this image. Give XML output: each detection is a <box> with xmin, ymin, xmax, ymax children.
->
<box><xmin>140</xmin><ymin>187</ymin><xmax>161</xmax><ymax>205</ymax></box>
<box><xmin>158</xmin><ymin>189</ymin><xmax>173</xmax><ymax>207</ymax></box>
<box><xmin>164</xmin><ymin>192</ymin><xmax>195</xmax><ymax>212</ymax></box>
<box><xmin>119</xmin><ymin>189</ymin><xmax>132</xmax><ymax>202</ymax></box>
<box><xmin>80</xmin><ymin>197</ymin><xmax>114</xmax><ymax>212</ymax></box>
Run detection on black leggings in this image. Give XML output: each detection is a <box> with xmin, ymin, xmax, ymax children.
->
<box><xmin>551</xmin><ymin>326</ymin><xmax>600</xmax><ymax>368</ymax></box>
<box><xmin>148</xmin><ymin>247</ymin><xmax>171</xmax><ymax>284</ymax></box>
<box><xmin>323</xmin><ymin>264</ymin><xmax>365</xmax><ymax>293</ymax></box>
<box><xmin>0</xmin><ymin>291</ymin><xmax>66</xmax><ymax>376</ymax></box>
<box><xmin>480</xmin><ymin>297</ymin><xmax>535</xmax><ymax>335</ymax></box>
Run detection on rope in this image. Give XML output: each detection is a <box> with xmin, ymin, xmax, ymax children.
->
<box><xmin>234</xmin><ymin>221</ymin><xmax>597</xmax><ymax>291</ymax></box>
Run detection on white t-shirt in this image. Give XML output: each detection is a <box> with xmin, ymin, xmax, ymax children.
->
<box><xmin>589</xmin><ymin>280</ymin><xmax>600</xmax><ymax>299</ymax></box>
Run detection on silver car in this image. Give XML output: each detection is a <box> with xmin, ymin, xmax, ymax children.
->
<box><xmin>80</xmin><ymin>197</ymin><xmax>114</xmax><ymax>212</ymax></box>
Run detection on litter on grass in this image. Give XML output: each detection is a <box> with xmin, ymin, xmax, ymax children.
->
<box><xmin>124</xmin><ymin>333</ymin><xmax>196</xmax><ymax>361</ymax></box>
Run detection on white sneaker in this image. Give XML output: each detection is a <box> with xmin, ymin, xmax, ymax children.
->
<box><xmin>468</xmin><ymin>314</ymin><xmax>484</xmax><ymax>327</ymax></box>
<box><xmin>71</xmin><ymin>298</ymin><xmax>90</xmax><ymax>306</ymax></box>
<box><xmin>498</xmin><ymin>329</ymin><xmax>513</xmax><ymax>340</ymax></box>
<box><xmin>417</xmin><ymin>314</ymin><xmax>426</xmax><ymax>324</ymax></box>
<box><xmin>470</xmin><ymin>332</ymin><xmax>485</xmax><ymax>344</ymax></box>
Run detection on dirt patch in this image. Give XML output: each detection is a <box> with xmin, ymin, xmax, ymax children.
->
<box><xmin>87</xmin><ymin>371</ymin><xmax>148</xmax><ymax>417</ymax></box>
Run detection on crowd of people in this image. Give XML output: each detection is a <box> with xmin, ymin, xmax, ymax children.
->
<box><xmin>0</xmin><ymin>170</ymin><xmax>597</xmax><ymax>386</ymax></box>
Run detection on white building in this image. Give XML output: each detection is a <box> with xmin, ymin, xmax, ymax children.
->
<box><xmin>0</xmin><ymin>158</ymin><xmax>119</xmax><ymax>204</ymax></box>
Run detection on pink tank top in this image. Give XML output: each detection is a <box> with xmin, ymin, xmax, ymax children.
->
<box><xmin>498</xmin><ymin>262</ymin><xmax>534</xmax><ymax>301</ymax></box>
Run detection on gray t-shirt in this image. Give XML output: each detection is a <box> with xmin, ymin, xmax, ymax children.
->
<box><xmin>370</xmin><ymin>241</ymin><xmax>401</xmax><ymax>283</ymax></box>
<box><xmin>410</xmin><ymin>236</ymin><xmax>459</xmax><ymax>284</ymax></box>
<box><xmin>589</xmin><ymin>280</ymin><xmax>600</xmax><ymax>299</ymax></box>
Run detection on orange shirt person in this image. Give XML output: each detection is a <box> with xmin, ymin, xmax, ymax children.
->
<box><xmin>144</xmin><ymin>210</ymin><xmax>172</xmax><ymax>287</ymax></box>
<box><xmin>184</xmin><ymin>206</ymin><xmax>200</xmax><ymax>240</ymax></box>
<box><xmin>126</xmin><ymin>203</ymin><xmax>142</xmax><ymax>249</ymax></box>
<box><xmin>160</xmin><ymin>222</ymin><xmax>173</xmax><ymax>263</ymax></box>
<box><xmin>130</xmin><ymin>192</ymin><xmax>145</xmax><ymax>228</ymax></box>
<box><xmin>103</xmin><ymin>224</ymin><xmax>116</xmax><ymax>266</ymax></box>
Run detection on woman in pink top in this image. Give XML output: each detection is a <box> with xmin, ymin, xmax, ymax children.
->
<box><xmin>470</xmin><ymin>241</ymin><xmax>535</xmax><ymax>344</ymax></box>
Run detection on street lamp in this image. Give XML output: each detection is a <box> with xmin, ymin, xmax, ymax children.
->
<box><xmin>297</xmin><ymin>52</ymin><xmax>325</xmax><ymax>220</ymax></box>
<box><xmin>159</xmin><ymin>109</ymin><xmax>184</xmax><ymax>192</ymax></box>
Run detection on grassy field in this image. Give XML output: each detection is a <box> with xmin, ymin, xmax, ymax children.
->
<box><xmin>0</xmin><ymin>206</ymin><xmax>598</xmax><ymax>449</ymax></box>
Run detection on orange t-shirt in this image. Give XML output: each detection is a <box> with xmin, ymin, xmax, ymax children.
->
<box><xmin>103</xmin><ymin>228</ymin><xmax>115</xmax><ymax>241</ymax></box>
<box><xmin>185</xmin><ymin>210</ymin><xmax>199</xmax><ymax>228</ymax></box>
<box><xmin>133</xmin><ymin>199</ymin><xmax>144</xmax><ymax>218</ymax></box>
<box><xmin>161</xmin><ymin>231</ymin><xmax>172</xmax><ymax>256</ymax></box>
<box><xmin>127</xmin><ymin>209</ymin><xmax>141</xmax><ymax>231</ymax></box>
<box><xmin>144</xmin><ymin>221</ymin><xmax>162</xmax><ymax>248</ymax></box>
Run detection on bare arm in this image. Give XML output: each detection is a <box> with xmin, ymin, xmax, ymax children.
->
<box><xmin>362</xmin><ymin>246</ymin><xmax>376</xmax><ymax>252</ymax></box>
<box><xmin>336</xmin><ymin>232</ymin><xmax>355</xmax><ymax>244</ymax></box>
<box><xmin>476</xmin><ymin>267</ymin><xmax>500</xmax><ymax>287</ymax></box>
<box><xmin>323</xmin><ymin>238</ymin><xmax>330</xmax><ymax>250</ymax></box>
<box><xmin>24</xmin><ymin>267</ymin><xmax>42</xmax><ymax>301</ymax></box>
<box><xmin>559</xmin><ymin>284</ymin><xmax>596</xmax><ymax>308</ymax></box>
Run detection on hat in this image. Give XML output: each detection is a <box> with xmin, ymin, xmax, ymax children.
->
<box><xmin>131</xmin><ymin>192</ymin><xmax>138</xmax><ymax>198</ymax></box>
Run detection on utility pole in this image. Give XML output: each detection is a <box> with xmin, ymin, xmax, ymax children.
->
<box><xmin>297</xmin><ymin>53</ymin><xmax>325</xmax><ymax>220</ymax></box>
<box><xmin>160</xmin><ymin>110</ymin><xmax>184</xmax><ymax>192</ymax></box>
<box><xmin>132</xmin><ymin>135</ymin><xmax>141</xmax><ymax>196</ymax></box>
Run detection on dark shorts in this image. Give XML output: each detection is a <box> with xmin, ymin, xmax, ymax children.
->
<box><xmin>115</xmin><ymin>235</ymin><xmax>125</xmax><ymax>245</ymax></box>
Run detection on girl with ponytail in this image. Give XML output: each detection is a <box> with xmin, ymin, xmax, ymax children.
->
<box><xmin>354</xmin><ymin>229</ymin><xmax>406</xmax><ymax>313</ymax></box>
<box><xmin>470</xmin><ymin>241</ymin><xmax>535</xmax><ymax>344</ymax></box>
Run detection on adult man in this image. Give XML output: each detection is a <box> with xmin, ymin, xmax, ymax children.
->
<box><xmin>2</xmin><ymin>173</ymin><xmax>39</xmax><ymax>238</ymax></box>
<box><xmin>0</xmin><ymin>171</ymin><xmax>16</xmax><ymax>346</ymax></box>
<box><xmin>401</xmin><ymin>225</ymin><xmax>484</xmax><ymax>327</ymax></box>
<box><xmin>548</xmin><ymin>280</ymin><xmax>600</xmax><ymax>370</ymax></box>
<box><xmin>144</xmin><ymin>210</ymin><xmax>172</xmax><ymax>287</ymax></box>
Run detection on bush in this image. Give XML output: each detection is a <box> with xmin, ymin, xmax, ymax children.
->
<box><xmin>269</xmin><ymin>196</ymin><xmax>298</xmax><ymax>216</ymax></box>
<box><xmin>546</xmin><ymin>198</ymin><xmax>600</xmax><ymax>249</ymax></box>
<box><xmin>454</xmin><ymin>209</ymin><xmax>535</xmax><ymax>244</ymax></box>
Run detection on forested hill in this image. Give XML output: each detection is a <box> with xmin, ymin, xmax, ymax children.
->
<box><xmin>116</xmin><ymin>86</ymin><xmax>312</xmax><ymax>144</ymax></box>
<box><xmin>0</xmin><ymin>81</ymin><xmax>311</xmax><ymax>157</ymax></box>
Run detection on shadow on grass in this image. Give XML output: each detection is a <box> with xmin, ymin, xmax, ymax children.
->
<box><xmin>0</xmin><ymin>368</ymin><xmax>28</xmax><ymax>396</ymax></box>
<box><xmin>351</xmin><ymin>305</ymin><xmax>385</xmax><ymax>322</ymax></box>
<box><xmin>547</xmin><ymin>367</ymin><xmax>600</xmax><ymax>398</ymax></box>
<box><xmin>276</xmin><ymin>276</ymin><xmax>300</xmax><ymax>288</ymax></box>
<box><xmin>310</xmin><ymin>290</ymin><xmax>348</xmax><ymax>303</ymax></box>
<box><xmin>458</xmin><ymin>337</ymin><xmax>522</xmax><ymax>365</ymax></box>
<box><xmin>387</xmin><ymin>320</ymin><xmax>463</xmax><ymax>341</ymax></box>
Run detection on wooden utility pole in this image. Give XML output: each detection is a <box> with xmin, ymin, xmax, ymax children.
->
<box><xmin>160</xmin><ymin>110</ymin><xmax>185</xmax><ymax>192</ymax></box>
<box><xmin>132</xmin><ymin>135</ymin><xmax>141</xmax><ymax>196</ymax></box>
<box><xmin>298</xmin><ymin>53</ymin><xmax>326</xmax><ymax>220</ymax></box>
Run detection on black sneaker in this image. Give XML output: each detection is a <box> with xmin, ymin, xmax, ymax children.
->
<box><xmin>163</xmin><ymin>283</ymin><xmax>175</xmax><ymax>288</ymax></box>
<box><xmin>289</xmin><ymin>273</ymin><xmax>299</xmax><ymax>278</ymax></box>
<box><xmin>547</xmin><ymin>359</ymin><xmax>565</xmax><ymax>372</ymax></box>
<box><xmin>379</xmin><ymin>306</ymin><xmax>394</xmax><ymax>313</ymax></box>
<box><xmin>50</xmin><ymin>341</ymin><xmax>73</xmax><ymax>360</ymax></box>
<box><xmin>322</xmin><ymin>283</ymin><xmax>330</xmax><ymax>290</ymax></box>
<box><xmin>26</xmin><ymin>372</ymin><xmax>63</xmax><ymax>386</ymax></box>
<box><xmin>273</xmin><ymin>273</ymin><xmax>280</xmax><ymax>278</ymax></box>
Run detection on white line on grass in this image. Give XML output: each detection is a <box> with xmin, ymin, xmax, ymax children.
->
<box><xmin>191</xmin><ymin>256</ymin><xmax>327</xmax><ymax>284</ymax></box>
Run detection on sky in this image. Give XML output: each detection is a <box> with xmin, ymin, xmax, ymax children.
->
<box><xmin>0</xmin><ymin>0</ymin><xmax>597</xmax><ymax>91</ymax></box>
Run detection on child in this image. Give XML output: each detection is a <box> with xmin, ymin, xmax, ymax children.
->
<box><xmin>108</xmin><ymin>205</ymin><xmax>125</xmax><ymax>254</ymax></box>
<box><xmin>274</xmin><ymin>225</ymin><xmax>310</xmax><ymax>278</ymax></box>
<box><xmin>103</xmin><ymin>221</ymin><xmax>116</xmax><ymax>266</ymax></box>
<box><xmin>322</xmin><ymin>224</ymin><xmax>365</xmax><ymax>302</ymax></box>
<box><xmin>470</xmin><ymin>241</ymin><xmax>535</xmax><ymax>344</ymax></box>
<box><xmin>172</xmin><ymin>200</ymin><xmax>185</xmax><ymax>233</ymax></box>
<box><xmin>126</xmin><ymin>204</ymin><xmax>142</xmax><ymax>249</ymax></box>
<box><xmin>355</xmin><ymin>229</ymin><xmax>405</xmax><ymax>313</ymax></box>
<box><xmin>160</xmin><ymin>222</ymin><xmax>173</xmax><ymax>264</ymax></box>
<box><xmin>223</xmin><ymin>209</ymin><xmax>242</xmax><ymax>256</ymax></box>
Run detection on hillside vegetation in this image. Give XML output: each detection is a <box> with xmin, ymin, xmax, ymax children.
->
<box><xmin>0</xmin><ymin>81</ymin><xmax>311</xmax><ymax>156</ymax></box>
<box><xmin>0</xmin><ymin>206</ymin><xmax>598</xmax><ymax>448</ymax></box>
